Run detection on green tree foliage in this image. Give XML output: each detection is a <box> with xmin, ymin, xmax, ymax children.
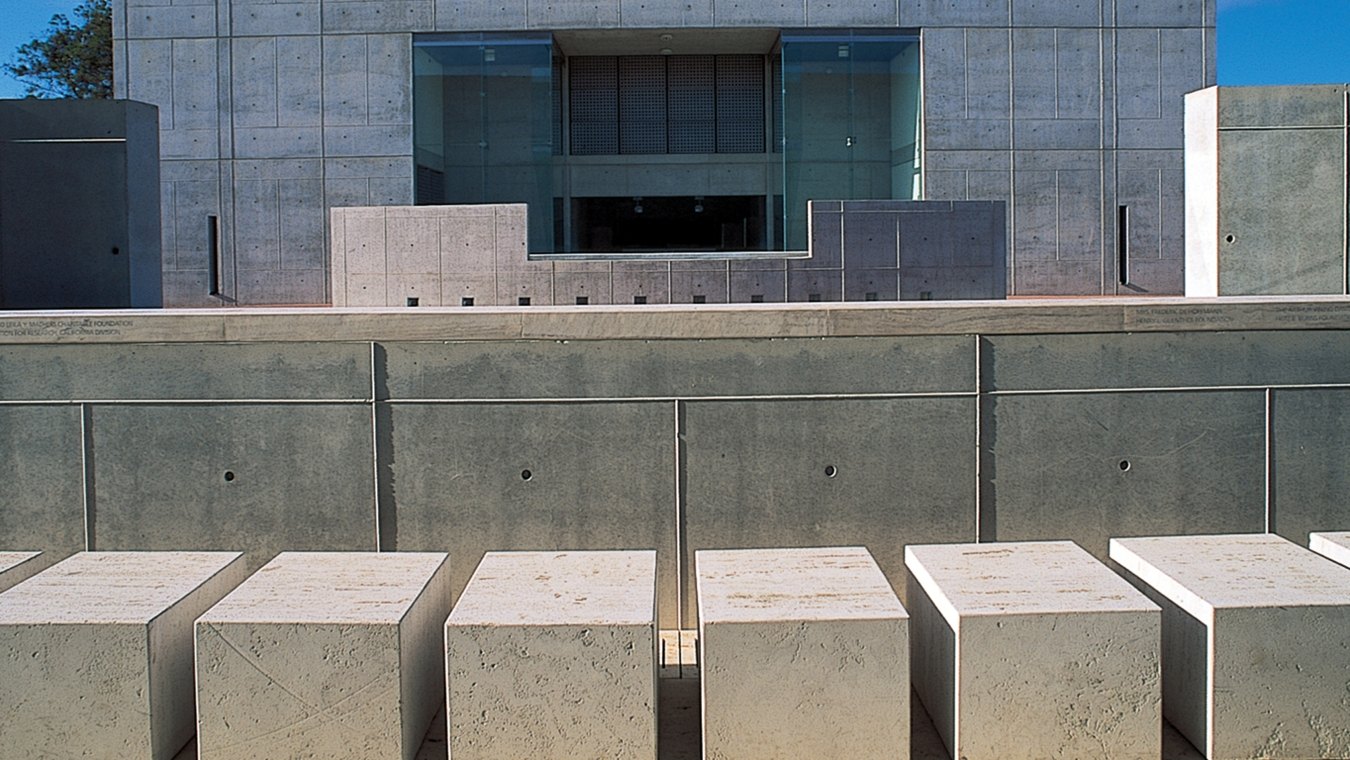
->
<box><xmin>4</xmin><ymin>0</ymin><xmax>113</xmax><ymax>99</ymax></box>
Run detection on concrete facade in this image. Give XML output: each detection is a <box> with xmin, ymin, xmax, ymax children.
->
<box><xmin>329</xmin><ymin>200</ymin><xmax>1006</xmax><ymax>306</ymax></box>
<box><xmin>112</xmin><ymin>0</ymin><xmax>1211</xmax><ymax>305</ymax></box>
<box><xmin>905</xmin><ymin>541</ymin><xmax>1160</xmax><ymax>760</ymax></box>
<box><xmin>1111</xmin><ymin>534</ymin><xmax>1350</xmax><ymax>760</ymax></box>
<box><xmin>0</xmin><ymin>552</ymin><xmax>248</xmax><ymax>760</ymax></box>
<box><xmin>0</xmin><ymin>99</ymin><xmax>162</xmax><ymax>309</ymax></box>
<box><xmin>195</xmin><ymin>552</ymin><xmax>453</xmax><ymax>760</ymax></box>
<box><xmin>696</xmin><ymin>547</ymin><xmax>909</xmax><ymax>759</ymax></box>
<box><xmin>1185</xmin><ymin>85</ymin><xmax>1350</xmax><ymax>296</ymax></box>
<box><xmin>445</xmin><ymin>550</ymin><xmax>658</xmax><ymax>759</ymax></box>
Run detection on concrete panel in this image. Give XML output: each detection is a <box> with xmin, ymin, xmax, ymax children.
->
<box><xmin>383</xmin><ymin>402</ymin><xmax>677</xmax><ymax>627</ymax></box>
<box><xmin>1272</xmin><ymin>390</ymin><xmax>1350</xmax><ymax>546</ymax></box>
<box><xmin>1012</xmin><ymin>0</ymin><xmax>1099</xmax><ymax>26</ymax></box>
<box><xmin>1012</xmin><ymin>28</ymin><xmax>1056</xmax><ymax>120</ymax></box>
<box><xmin>683</xmin><ymin>397</ymin><xmax>976</xmax><ymax>622</ymax></box>
<box><xmin>711</xmin><ymin>0</ymin><xmax>805</xmax><ymax>26</ymax></box>
<box><xmin>433</xmin><ymin>0</ymin><xmax>529</xmax><ymax>30</ymax></box>
<box><xmin>0</xmin><ymin>552</ymin><xmax>249</xmax><ymax>760</ymax></box>
<box><xmin>125</xmin><ymin>4</ymin><xmax>214</xmax><ymax>38</ymax></box>
<box><xmin>0</xmin><ymin>552</ymin><xmax>44</xmax><ymax>594</ymax></box>
<box><xmin>786</xmin><ymin>269</ymin><xmax>842</xmax><ymax>302</ymax></box>
<box><xmin>966</xmin><ymin>28</ymin><xmax>1012</xmax><ymax>119</ymax></box>
<box><xmin>235</xmin><ymin>269</ymin><xmax>327</xmax><ymax>304</ymax></box>
<box><xmin>527</xmin><ymin>0</ymin><xmax>622</xmax><ymax>27</ymax></box>
<box><xmin>324</xmin><ymin>125</ymin><xmax>413</xmax><ymax>157</ymax></box>
<box><xmin>901</xmin><ymin>0</ymin><xmax>1009</xmax><ymax>26</ymax></box>
<box><xmin>441</xmin><ymin>272</ymin><xmax>498</xmax><ymax>306</ymax></box>
<box><xmin>0</xmin><ymin>407</ymin><xmax>85</xmax><ymax>556</ymax></box>
<box><xmin>233</xmin><ymin>179</ymin><xmax>281</xmax><ymax>269</ymax></box>
<box><xmin>670</xmin><ymin>271</ymin><xmax>729</xmax><ymax>304</ymax></box>
<box><xmin>278</xmin><ymin>178</ymin><xmax>325</xmax><ymax>269</ymax></box>
<box><xmin>89</xmin><ymin>404</ymin><xmax>375</xmax><ymax>565</ymax></box>
<box><xmin>386</xmin><ymin>215</ymin><xmax>440</xmax><ymax>274</ymax></box>
<box><xmin>617</xmin><ymin>0</ymin><xmax>713</xmax><ymax>26</ymax></box>
<box><xmin>230</xmin><ymin>37</ymin><xmax>278</xmax><ymax>129</ymax></box>
<box><xmin>322</xmin><ymin>1</ymin><xmax>433</xmax><ymax>33</ymax></box>
<box><xmin>920</xmin><ymin>28</ymin><xmax>968</xmax><ymax>121</ymax></box>
<box><xmin>1217</xmin><ymin>85</ymin><xmax>1348</xmax><ymax>129</ymax></box>
<box><xmin>985</xmin><ymin>391</ymin><xmax>1266</xmax><ymax>559</ymax></box>
<box><xmin>804</xmin><ymin>0</ymin><xmax>899</xmax><ymax>26</ymax></box>
<box><xmin>844</xmin><ymin>268</ymin><xmax>898</xmax><ymax>301</ymax></box>
<box><xmin>231</xmin><ymin>3</ymin><xmax>321</xmax><ymax>36</ymax></box>
<box><xmin>842</xmin><ymin>210</ymin><xmax>899</xmax><ymax>269</ymax></box>
<box><xmin>612</xmin><ymin>270</ymin><xmax>671</xmax><ymax>304</ymax></box>
<box><xmin>697</xmin><ymin>547</ymin><xmax>908</xmax><ymax>760</ymax></box>
<box><xmin>1014</xmin><ymin>120</ymin><xmax>1102</xmax><ymax>150</ymax></box>
<box><xmin>906</xmin><ymin>541</ymin><xmax>1159</xmax><ymax>760</ymax></box>
<box><xmin>322</xmin><ymin>34</ymin><xmax>368</xmax><ymax>126</ymax></box>
<box><xmin>234</xmin><ymin>126</ymin><xmax>323</xmax><ymax>158</ymax></box>
<box><xmin>1116</xmin><ymin>0</ymin><xmax>1205</xmax><ymax>27</ymax></box>
<box><xmin>925</xmin><ymin>118</ymin><xmax>1011</xmax><ymax>151</ymax></box>
<box><xmin>196</xmin><ymin>552</ymin><xmax>453</xmax><ymax>760</ymax></box>
<box><xmin>1117</xmin><ymin>29</ymin><xmax>1161</xmax><ymax>120</ymax></box>
<box><xmin>726</xmin><ymin>270</ymin><xmax>786</xmax><ymax>302</ymax></box>
<box><xmin>367</xmin><ymin>34</ymin><xmax>412</xmax><ymax>126</ymax></box>
<box><xmin>1013</xmin><ymin>259</ymin><xmax>1101</xmax><ymax>295</ymax></box>
<box><xmin>170</xmin><ymin>38</ymin><xmax>217</xmax><ymax>131</ymax></box>
<box><xmin>495</xmin><ymin>270</ymin><xmax>552</xmax><ymax>304</ymax></box>
<box><xmin>445</xmin><ymin>550</ymin><xmax>656</xmax><ymax>759</ymax></box>
<box><xmin>554</xmin><ymin>272</ymin><xmax>614</xmax><ymax>304</ymax></box>
<box><xmin>1310</xmin><ymin>532</ymin><xmax>1350</xmax><ymax>569</ymax></box>
<box><xmin>1111</xmin><ymin>534</ymin><xmax>1350</xmax><ymax>759</ymax></box>
<box><xmin>276</xmin><ymin>36</ymin><xmax>323</xmax><ymax>127</ymax></box>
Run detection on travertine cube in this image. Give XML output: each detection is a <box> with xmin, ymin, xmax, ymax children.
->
<box><xmin>905</xmin><ymin>541</ymin><xmax>1160</xmax><ymax>760</ymax></box>
<box><xmin>1111</xmin><ymin>534</ymin><xmax>1350</xmax><ymax>759</ymax></box>
<box><xmin>0</xmin><ymin>551</ymin><xmax>247</xmax><ymax>760</ymax></box>
<box><xmin>697</xmin><ymin>547</ymin><xmax>909</xmax><ymax>760</ymax></box>
<box><xmin>1309</xmin><ymin>531</ymin><xmax>1350</xmax><ymax>569</ymax></box>
<box><xmin>0</xmin><ymin>551</ymin><xmax>42</xmax><ymax>593</ymax></box>
<box><xmin>445</xmin><ymin>550</ymin><xmax>657</xmax><ymax>759</ymax></box>
<box><xmin>195</xmin><ymin>552</ymin><xmax>453</xmax><ymax>760</ymax></box>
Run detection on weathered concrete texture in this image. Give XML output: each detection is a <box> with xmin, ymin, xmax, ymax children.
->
<box><xmin>0</xmin><ymin>552</ymin><xmax>248</xmax><ymax>760</ymax></box>
<box><xmin>196</xmin><ymin>552</ymin><xmax>453</xmax><ymax>760</ymax></box>
<box><xmin>1271</xmin><ymin>389</ymin><xmax>1350</xmax><ymax>545</ymax></box>
<box><xmin>696</xmin><ymin>547</ymin><xmax>909</xmax><ymax>760</ymax></box>
<box><xmin>445</xmin><ymin>551</ymin><xmax>658</xmax><ymax>759</ymax></box>
<box><xmin>0</xmin><ymin>551</ymin><xmax>42</xmax><ymax>593</ymax></box>
<box><xmin>906</xmin><ymin>541</ymin><xmax>1160</xmax><ymax>760</ymax></box>
<box><xmin>1309</xmin><ymin>532</ymin><xmax>1350</xmax><ymax>570</ymax></box>
<box><xmin>1185</xmin><ymin>85</ymin><xmax>1350</xmax><ymax>296</ymax></box>
<box><xmin>0</xmin><ymin>99</ymin><xmax>162</xmax><ymax>308</ymax></box>
<box><xmin>1111</xmin><ymin>534</ymin><xmax>1350</xmax><ymax>760</ymax></box>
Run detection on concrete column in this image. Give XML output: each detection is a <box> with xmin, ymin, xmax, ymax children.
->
<box><xmin>194</xmin><ymin>552</ymin><xmax>453</xmax><ymax>760</ymax></box>
<box><xmin>1309</xmin><ymin>532</ymin><xmax>1350</xmax><ymax>569</ymax></box>
<box><xmin>1111</xmin><ymin>533</ymin><xmax>1350</xmax><ymax>759</ymax></box>
<box><xmin>0</xmin><ymin>551</ymin><xmax>248</xmax><ymax>760</ymax></box>
<box><xmin>905</xmin><ymin>541</ymin><xmax>1160</xmax><ymax>760</ymax></box>
<box><xmin>697</xmin><ymin>546</ymin><xmax>909</xmax><ymax>760</ymax></box>
<box><xmin>445</xmin><ymin>550</ymin><xmax>658</xmax><ymax>759</ymax></box>
<box><xmin>0</xmin><ymin>551</ymin><xmax>42</xmax><ymax>593</ymax></box>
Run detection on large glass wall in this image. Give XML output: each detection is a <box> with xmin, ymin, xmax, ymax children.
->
<box><xmin>413</xmin><ymin>30</ymin><xmax>921</xmax><ymax>255</ymax></box>
<box><xmin>780</xmin><ymin>30</ymin><xmax>922</xmax><ymax>250</ymax></box>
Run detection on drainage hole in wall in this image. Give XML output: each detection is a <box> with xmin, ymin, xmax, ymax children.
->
<box><xmin>824</xmin><ymin>465</ymin><xmax>838</xmax><ymax>478</ymax></box>
<box><xmin>223</xmin><ymin>471</ymin><xmax>236</xmax><ymax>482</ymax></box>
<box><xmin>521</xmin><ymin>469</ymin><xmax>533</xmax><ymax>481</ymax></box>
<box><xmin>1118</xmin><ymin>460</ymin><xmax>1131</xmax><ymax>472</ymax></box>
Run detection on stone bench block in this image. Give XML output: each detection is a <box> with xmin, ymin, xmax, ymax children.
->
<box><xmin>697</xmin><ymin>546</ymin><xmax>909</xmax><ymax>760</ymax></box>
<box><xmin>1110</xmin><ymin>533</ymin><xmax>1350</xmax><ymax>759</ymax></box>
<box><xmin>0</xmin><ymin>551</ymin><xmax>43</xmax><ymax>593</ymax></box>
<box><xmin>445</xmin><ymin>550</ymin><xmax>657</xmax><ymax>759</ymax></box>
<box><xmin>905</xmin><ymin>540</ymin><xmax>1160</xmax><ymax>760</ymax></box>
<box><xmin>195</xmin><ymin>551</ymin><xmax>453</xmax><ymax>760</ymax></box>
<box><xmin>0</xmin><ymin>551</ymin><xmax>248</xmax><ymax>760</ymax></box>
<box><xmin>1309</xmin><ymin>531</ymin><xmax>1350</xmax><ymax>569</ymax></box>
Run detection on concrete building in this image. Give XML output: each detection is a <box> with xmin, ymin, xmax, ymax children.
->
<box><xmin>1185</xmin><ymin>84</ymin><xmax>1350</xmax><ymax>296</ymax></box>
<box><xmin>111</xmin><ymin>0</ymin><xmax>1213</xmax><ymax>306</ymax></box>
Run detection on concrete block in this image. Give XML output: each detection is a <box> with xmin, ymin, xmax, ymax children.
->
<box><xmin>0</xmin><ymin>552</ymin><xmax>43</xmax><ymax>594</ymax></box>
<box><xmin>276</xmin><ymin>36</ymin><xmax>323</xmax><ymax>127</ymax></box>
<box><xmin>1013</xmin><ymin>0</ymin><xmax>1099</xmax><ymax>26</ymax></box>
<box><xmin>324</xmin><ymin>125</ymin><xmax>412</xmax><ymax>157</ymax></box>
<box><xmin>234</xmin><ymin>126</ymin><xmax>323</xmax><ymax>159</ymax></box>
<box><xmin>1310</xmin><ymin>532</ymin><xmax>1350</xmax><ymax>570</ymax></box>
<box><xmin>195</xmin><ymin>552</ymin><xmax>453</xmax><ymax>760</ymax></box>
<box><xmin>0</xmin><ymin>552</ymin><xmax>248</xmax><ymax>760</ymax></box>
<box><xmin>231</xmin><ymin>4</ymin><xmax>321</xmax><ymax>36</ymax></box>
<box><xmin>901</xmin><ymin>0</ymin><xmax>1008</xmax><ymax>26</ymax></box>
<box><xmin>906</xmin><ymin>541</ymin><xmax>1160</xmax><ymax>760</ymax></box>
<box><xmin>697</xmin><ymin>547</ymin><xmax>908</xmax><ymax>759</ymax></box>
<box><xmin>125</xmin><ymin>5</ymin><xmax>214</xmax><ymax>38</ymax></box>
<box><xmin>1110</xmin><ymin>534</ymin><xmax>1350</xmax><ymax>759</ymax></box>
<box><xmin>445</xmin><ymin>550</ymin><xmax>657</xmax><ymax>759</ymax></box>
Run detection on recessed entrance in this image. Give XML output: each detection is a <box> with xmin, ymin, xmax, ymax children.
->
<box><xmin>570</xmin><ymin>195</ymin><xmax>766</xmax><ymax>252</ymax></box>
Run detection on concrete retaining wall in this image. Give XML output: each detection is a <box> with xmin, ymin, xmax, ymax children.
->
<box><xmin>2</xmin><ymin>297</ymin><xmax>1348</xmax><ymax>627</ymax></box>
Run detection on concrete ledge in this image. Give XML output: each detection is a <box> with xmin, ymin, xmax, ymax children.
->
<box><xmin>195</xmin><ymin>552</ymin><xmax>453</xmax><ymax>760</ymax></box>
<box><xmin>1309</xmin><ymin>531</ymin><xmax>1350</xmax><ymax>569</ymax></box>
<box><xmin>697</xmin><ymin>547</ymin><xmax>909</xmax><ymax>759</ymax></box>
<box><xmin>0</xmin><ymin>551</ymin><xmax>248</xmax><ymax>759</ymax></box>
<box><xmin>905</xmin><ymin>541</ymin><xmax>1160</xmax><ymax>760</ymax></box>
<box><xmin>1110</xmin><ymin>534</ymin><xmax>1350</xmax><ymax>759</ymax></box>
<box><xmin>445</xmin><ymin>550</ymin><xmax>658</xmax><ymax>759</ymax></box>
<box><xmin>0</xmin><ymin>551</ymin><xmax>42</xmax><ymax>593</ymax></box>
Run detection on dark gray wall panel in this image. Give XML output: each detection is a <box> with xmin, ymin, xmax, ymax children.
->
<box><xmin>0</xmin><ymin>343</ymin><xmax>372</xmax><ymax>401</ymax></box>
<box><xmin>384</xmin><ymin>401</ymin><xmax>678</xmax><ymax>627</ymax></box>
<box><xmin>986</xmin><ymin>331</ymin><xmax>1350</xmax><ymax>391</ymax></box>
<box><xmin>381</xmin><ymin>337</ymin><xmax>974</xmax><ymax>400</ymax></box>
<box><xmin>89</xmin><ymin>404</ymin><xmax>375</xmax><ymax>564</ymax></box>
<box><xmin>682</xmin><ymin>397</ymin><xmax>976</xmax><ymax>623</ymax></box>
<box><xmin>1272</xmin><ymin>389</ymin><xmax>1350</xmax><ymax>544</ymax></box>
<box><xmin>0</xmin><ymin>407</ymin><xmax>85</xmax><ymax>555</ymax></box>
<box><xmin>985</xmin><ymin>391</ymin><xmax>1266</xmax><ymax>559</ymax></box>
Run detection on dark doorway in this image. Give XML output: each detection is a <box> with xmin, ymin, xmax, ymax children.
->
<box><xmin>571</xmin><ymin>195</ymin><xmax>766</xmax><ymax>252</ymax></box>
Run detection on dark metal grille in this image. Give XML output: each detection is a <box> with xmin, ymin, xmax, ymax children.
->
<box><xmin>667</xmin><ymin>55</ymin><xmax>716</xmax><ymax>154</ymax></box>
<box><xmin>569</xmin><ymin>56</ymin><xmax>619</xmax><ymax>155</ymax></box>
<box><xmin>619</xmin><ymin>56</ymin><xmax>668</xmax><ymax>154</ymax></box>
<box><xmin>716</xmin><ymin>54</ymin><xmax>765</xmax><ymax>153</ymax></box>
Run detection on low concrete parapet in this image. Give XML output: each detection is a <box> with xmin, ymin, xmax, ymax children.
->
<box><xmin>0</xmin><ymin>551</ymin><xmax>247</xmax><ymax>760</ymax></box>
<box><xmin>1309</xmin><ymin>531</ymin><xmax>1350</xmax><ymax>569</ymax></box>
<box><xmin>1111</xmin><ymin>534</ymin><xmax>1350</xmax><ymax>759</ymax></box>
<box><xmin>696</xmin><ymin>547</ymin><xmax>909</xmax><ymax>759</ymax></box>
<box><xmin>0</xmin><ymin>551</ymin><xmax>42</xmax><ymax>593</ymax></box>
<box><xmin>195</xmin><ymin>552</ymin><xmax>453</xmax><ymax>760</ymax></box>
<box><xmin>905</xmin><ymin>540</ymin><xmax>1161</xmax><ymax>760</ymax></box>
<box><xmin>445</xmin><ymin>550</ymin><xmax>659</xmax><ymax>759</ymax></box>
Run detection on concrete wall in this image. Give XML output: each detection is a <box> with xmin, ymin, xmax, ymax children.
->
<box><xmin>1185</xmin><ymin>85</ymin><xmax>1350</xmax><ymax>296</ymax></box>
<box><xmin>112</xmin><ymin>0</ymin><xmax>1211</xmax><ymax>306</ymax></box>
<box><xmin>330</xmin><ymin>200</ymin><xmax>1006</xmax><ymax>305</ymax></box>
<box><xmin>2</xmin><ymin>297</ymin><xmax>1348</xmax><ymax>628</ymax></box>
<box><xmin>0</xmin><ymin>99</ymin><xmax>162</xmax><ymax>309</ymax></box>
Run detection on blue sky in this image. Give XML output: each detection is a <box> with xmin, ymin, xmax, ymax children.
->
<box><xmin>0</xmin><ymin>0</ymin><xmax>1347</xmax><ymax>97</ymax></box>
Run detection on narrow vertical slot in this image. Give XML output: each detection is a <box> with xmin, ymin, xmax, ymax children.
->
<box><xmin>207</xmin><ymin>214</ymin><xmax>221</xmax><ymax>296</ymax></box>
<box><xmin>1117</xmin><ymin>205</ymin><xmax>1130</xmax><ymax>286</ymax></box>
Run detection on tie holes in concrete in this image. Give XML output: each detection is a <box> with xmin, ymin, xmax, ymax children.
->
<box><xmin>223</xmin><ymin>471</ymin><xmax>236</xmax><ymax>482</ymax></box>
<box><xmin>1118</xmin><ymin>460</ymin><xmax>1131</xmax><ymax>472</ymax></box>
<box><xmin>824</xmin><ymin>465</ymin><xmax>838</xmax><ymax>478</ymax></box>
<box><xmin>521</xmin><ymin>469</ymin><xmax>533</xmax><ymax>481</ymax></box>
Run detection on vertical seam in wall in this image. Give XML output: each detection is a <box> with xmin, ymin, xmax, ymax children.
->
<box><xmin>371</xmin><ymin>341</ymin><xmax>382</xmax><ymax>550</ymax></box>
<box><xmin>974</xmin><ymin>334</ymin><xmax>983</xmax><ymax>542</ymax></box>
<box><xmin>1344</xmin><ymin>90</ymin><xmax>1349</xmax><ymax>293</ymax></box>
<box><xmin>1154</xmin><ymin>29</ymin><xmax>1162</xmax><ymax>120</ymax></box>
<box><xmin>1007</xmin><ymin>26</ymin><xmax>1016</xmax><ymax>295</ymax></box>
<box><xmin>674</xmin><ymin>399</ymin><xmax>686</xmax><ymax>629</ymax></box>
<box><xmin>1264</xmin><ymin>387</ymin><xmax>1274</xmax><ymax>534</ymax></box>
<box><xmin>80</xmin><ymin>403</ymin><xmax>95</xmax><ymax>551</ymax></box>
